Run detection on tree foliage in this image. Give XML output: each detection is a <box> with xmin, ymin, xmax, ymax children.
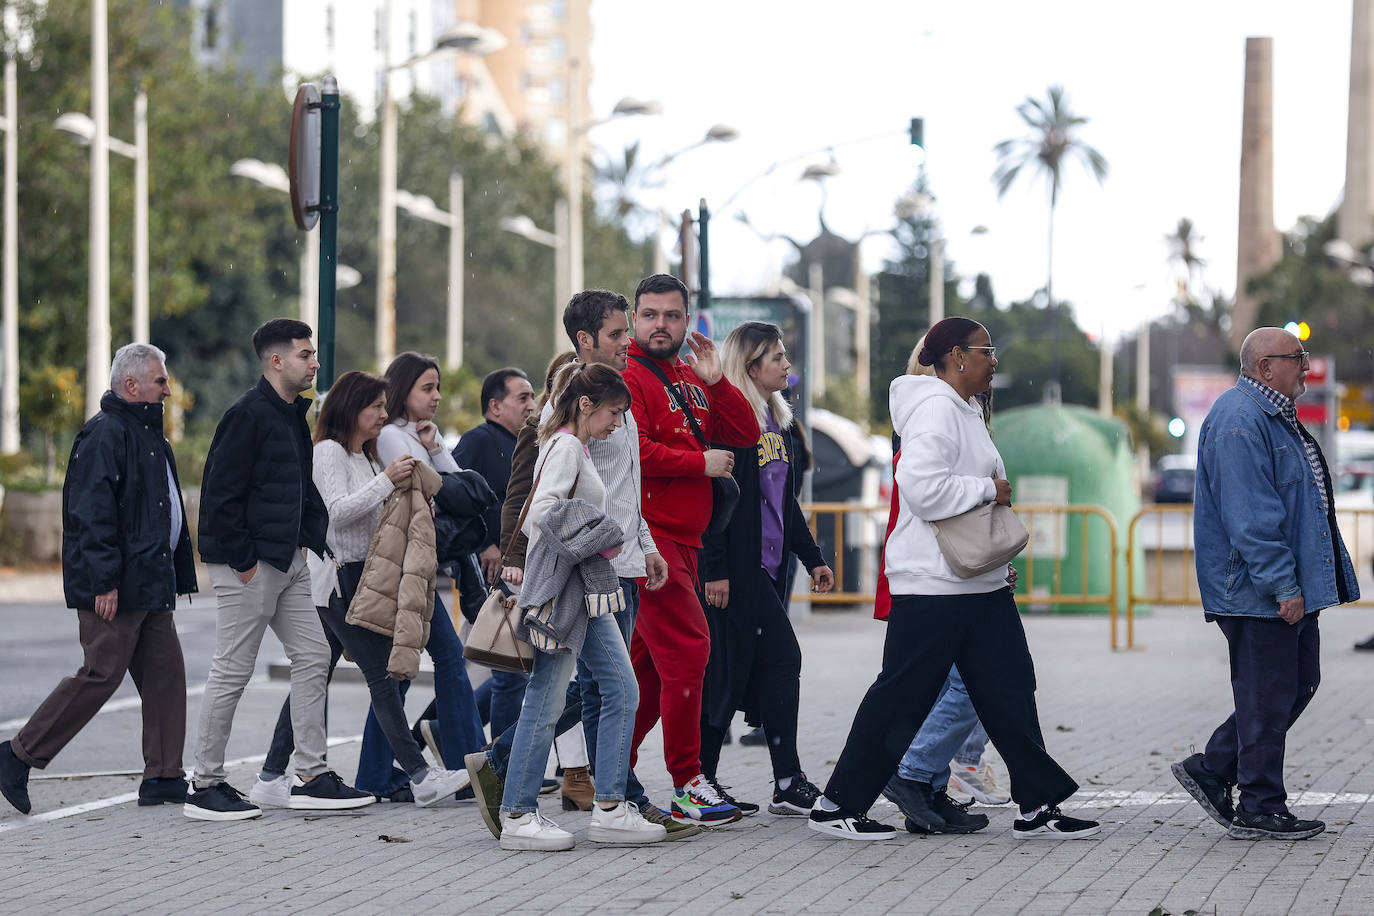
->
<box><xmin>5</xmin><ymin>0</ymin><xmax>650</xmax><ymax>461</ymax></box>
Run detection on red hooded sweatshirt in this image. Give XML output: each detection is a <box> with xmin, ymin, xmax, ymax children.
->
<box><xmin>624</xmin><ymin>339</ymin><xmax>761</xmax><ymax>549</ymax></box>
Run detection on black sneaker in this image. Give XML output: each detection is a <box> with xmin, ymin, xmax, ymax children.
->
<box><xmin>706</xmin><ymin>777</ymin><xmax>759</xmax><ymax>816</ymax></box>
<box><xmin>739</xmin><ymin>726</ymin><xmax>768</xmax><ymax>746</ymax></box>
<box><xmin>1171</xmin><ymin>752</ymin><xmax>1235</xmax><ymax>828</ymax></box>
<box><xmin>539</xmin><ymin>778</ymin><xmax>559</xmax><ymax>796</ymax></box>
<box><xmin>881</xmin><ymin>775</ymin><xmax>946</xmax><ymax>834</ymax></box>
<box><xmin>1012</xmin><ymin>806</ymin><xmax>1100</xmax><ymax>839</ymax></box>
<box><xmin>0</xmin><ymin>740</ymin><xmax>32</xmax><ymax>815</ymax></box>
<box><xmin>769</xmin><ymin>772</ymin><xmax>822</xmax><ymax>815</ymax></box>
<box><xmin>1355</xmin><ymin>634</ymin><xmax>1374</xmax><ymax>652</ymax></box>
<box><xmin>1227</xmin><ymin>810</ymin><xmax>1325</xmax><ymax>840</ymax></box>
<box><xmin>138</xmin><ymin>776</ymin><xmax>188</xmax><ymax>807</ymax></box>
<box><xmin>808</xmin><ymin>805</ymin><xmax>896</xmax><ymax>841</ymax></box>
<box><xmin>288</xmin><ymin>771</ymin><xmax>376</xmax><ymax>810</ymax></box>
<box><xmin>375</xmin><ymin>786</ymin><xmax>415</xmax><ymax>803</ymax></box>
<box><xmin>928</xmin><ymin>789</ymin><xmax>990</xmax><ymax>834</ymax></box>
<box><xmin>183</xmin><ymin>782</ymin><xmax>261</xmax><ymax>821</ymax></box>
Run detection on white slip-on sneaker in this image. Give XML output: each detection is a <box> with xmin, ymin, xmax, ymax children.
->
<box><xmin>499</xmin><ymin>811</ymin><xmax>575</xmax><ymax>851</ymax></box>
<box><xmin>248</xmin><ymin>774</ymin><xmax>292</xmax><ymax>808</ymax></box>
<box><xmin>411</xmin><ymin>767</ymin><xmax>471</xmax><ymax>807</ymax></box>
<box><xmin>588</xmin><ymin>801</ymin><xmax>668</xmax><ymax>845</ymax></box>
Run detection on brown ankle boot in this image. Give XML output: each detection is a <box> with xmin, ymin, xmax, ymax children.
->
<box><xmin>561</xmin><ymin>766</ymin><xmax>594</xmax><ymax>811</ymax></box>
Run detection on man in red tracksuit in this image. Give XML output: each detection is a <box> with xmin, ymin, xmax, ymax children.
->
<box><xmin>623</xmin><ymin>273</ymin><xmax>761</xmax><ymax>825</ymax></box>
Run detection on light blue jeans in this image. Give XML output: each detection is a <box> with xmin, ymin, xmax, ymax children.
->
<box><xmin>500</xmin><ymin>612</ymin><xmax>638</xmax><ymax>814</ymax></box>
<box><xmin>897</xmin><ymin>665</ymin><xmax>983</xmax><ymax>790</ymax></box>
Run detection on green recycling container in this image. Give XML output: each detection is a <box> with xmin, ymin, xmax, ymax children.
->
<box><xmin>993</xmin><ymin>404</ymin><xmax>1142</xmax><ymax>614</ymax></box>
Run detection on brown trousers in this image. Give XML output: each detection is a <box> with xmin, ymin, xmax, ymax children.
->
<box><xmin>12</xmin><ymin>609</ymin><xmax>186</xmax><ymax>779</ymax></box>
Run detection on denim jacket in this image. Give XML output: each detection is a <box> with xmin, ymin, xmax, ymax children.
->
<box><xmin>1193</xmin><ymin>381</ymin><xmax>1358</xmax><ymax>618</ymax></box>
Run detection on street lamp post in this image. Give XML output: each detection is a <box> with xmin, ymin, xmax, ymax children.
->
<box><xmin>501</xmin><ymin>203</ymin><xmax>569</xmax><ymax>350</ymax></box>
<box><xmin>1</xmin><ymin>56</ymin><xmax>17</xmax><ymax>454</ymax></box>
<box><xmin>395</xmin><ymin>173</ymin><xmax>464</xmax><ymax>368</ymax></box>
<box><xmin>55</xmin><ymin>87</ymin><xmax>149</xmax><ymax>348</ymax></box>
<box><xmin>564</xmin><ymin>92</ymin><xmax>658</xmax><ymax>310</ymax></box>
<box><xmin>376</xmin><ymin>13</ymin><xmax>503</xmax><ymax>369</ymax></box>
<box><xmin>88</xmin><ymin>0</ymin><xmax>109</xmax><ymax>418</ymax></box>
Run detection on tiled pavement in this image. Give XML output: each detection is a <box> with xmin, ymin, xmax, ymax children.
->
<box><xmin>4</xmin><ymin>595</ymin><xmax>1374</xmax><ymax>915</ymax></box>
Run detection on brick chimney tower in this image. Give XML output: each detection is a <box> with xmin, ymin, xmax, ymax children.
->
<box><xmin>1341</xmin><ymin>0</ymin><xmax>1374</xmax><ymax>248</ymax></box>
<box><xmin>1232</xmin><ymin>36</ymin><xmax>1281</xmax><ymax>352</ymax></box>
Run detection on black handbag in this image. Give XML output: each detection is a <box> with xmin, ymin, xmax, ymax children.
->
<box><xmin>629</xmin><ymin>354</ymin><xmax>741</xmax><ymax>537</ymax></box>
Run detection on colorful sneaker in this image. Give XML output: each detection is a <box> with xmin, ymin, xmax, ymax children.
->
<box><xmin>183</xmin><ymin>782</ymin><xmax>261</xmax><ymax>821</ymax></box>
<box><xmin>464</xmin><ymin>751</ymin><xmax>504</xmax><ymax>838</ymax></box>
<box><xmin>768</xmin><ymin>772</ymin><xmax>822</xmax><ymax>815</ymax></box>
<box><xmin>589</xmin><ymin>801</ymin><xmax>668</xmax><ymax>845</ymax></box>
<box><xmin>1012</xmin><ymin>806</ymin><xmax>1101</xmax><ymax>839</ymax></box>
<box><xmin>499</xmin><ymin>811</ymin><xmax>575</xmax><ymax>851</ymax></box>
<box><xmin>289</xmin><ymin>771</ymin><xmax>376</xmax><ymax>810</ymax></box>
<box><xmin>672</xmin><ymin>774</ymin><xmax>743</xmax><ymax>825</ymax></box>
<box><xmin>248</xmin><ymin>774</ymin><xmax>292</xmax><ymax>808</ymax></box>
<box><xmin>949</xmin><ymin>759</ymin><xmax>1011</xmax><ymax>806</ymax></box>
<box><xmin>807</xmin><ymin>805</ymin><xmax>896</xmax><ymax>841</ymax></box>
<box><xmin>641</xmin><ymin>801</ymin><xmax>701</xmax><ymax>839</ymax></box>
<box><xmin>706</xmin><ymin>776</ymin><xmax>759</xmax><ymax>816</ymax></box>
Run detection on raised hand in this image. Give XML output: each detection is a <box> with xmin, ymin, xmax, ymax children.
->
<box><xmin>685</xmin><ymin>331</ymin><xmax>723</xmax><ymax>385</ymax></box>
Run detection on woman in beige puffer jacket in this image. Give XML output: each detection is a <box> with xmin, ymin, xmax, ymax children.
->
<box><xmin>348</xmin><ymin>461</ymin><xmax>443</xmax><ymax>679</ymax></box>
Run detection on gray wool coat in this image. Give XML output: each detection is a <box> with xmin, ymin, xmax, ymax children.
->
<box><xmin>519</xmin><ymin>497</ymin><xmax>625</xmax><ymax>655</ymax></box>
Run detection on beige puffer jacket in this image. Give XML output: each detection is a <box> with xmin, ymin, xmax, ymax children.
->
<box><xmin>347</xmin><ymin>462</ymin><xmax>442</xmax><ymax>679</ymax></box>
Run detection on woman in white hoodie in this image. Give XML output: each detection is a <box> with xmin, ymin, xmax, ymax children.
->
<box><xmin>808</xmin><ymin>317</ymin><xmax>1100</xmax><ymax>842</ymax></box>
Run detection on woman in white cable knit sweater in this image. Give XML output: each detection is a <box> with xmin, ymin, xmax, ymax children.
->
<box><xmin>251</xmin><ymin>371</ymin><xmax>470</xmax><ymax>808</ymax></box>
<box><xmin>367</xmin><ymin>352</ymin><xmax>486</xmax><ymax>798</ymax></box>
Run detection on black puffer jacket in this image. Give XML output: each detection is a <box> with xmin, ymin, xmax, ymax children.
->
<box><xmin>198</xmin><ymin>376</ymin><xmax>328</xmax><ymax>572</ymax></box>
<box><xmin>62</xmin><ymin>391</ymin><xmax>197</xmax><ymax>612</ymax></box>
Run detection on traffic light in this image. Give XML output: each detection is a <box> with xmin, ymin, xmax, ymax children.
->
<box><xmin>909</xmin><ymin>117</ymin><xmax>924</xmax><ymax>149</ymax></box>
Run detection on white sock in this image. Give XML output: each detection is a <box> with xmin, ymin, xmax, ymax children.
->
<box><xmin>817</xmin><ymin>796</ymin><xmax>840</xmax><ymax>812</ymax></box>
<box><xmin>777</xmin><ymin>776</ymin><xmax>794</xmax><ymax>791</ymax></box>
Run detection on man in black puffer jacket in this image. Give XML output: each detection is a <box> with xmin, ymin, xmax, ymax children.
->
<box><xmin>185</xmin><ymin>318</ymin><xmax>373</xmax><ymax>821</ymax></box>
<box><xmin>0</xmin><ymin>344</ymin><xmax>196</xmax><ymax>815</ymax></box>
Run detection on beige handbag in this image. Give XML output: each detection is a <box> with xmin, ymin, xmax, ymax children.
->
<box><xmin>461</xmin><ymin>463</ymin><xmax>577</xmax><ymax>674</ymax></box>
<box><xmin>929</xmin><ymin>501</ymin><xmax>1029</xmax><ymax>578</ymax></box>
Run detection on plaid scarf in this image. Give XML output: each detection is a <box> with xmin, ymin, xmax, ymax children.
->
<box><xmin>1240</xmin><ymin>375</ymin><xmax>1328</xmax><ymax>511</ymax></box>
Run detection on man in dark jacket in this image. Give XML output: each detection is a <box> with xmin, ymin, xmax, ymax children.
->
<box><xmin>185</xmin><ymin>319</ymin><xmax>372</xmax><ymax>821</ymax></box>
<box><xmin>0</xmin><ymin>344</ymin><xmax>196</xmax><ymax>814</ymax></box>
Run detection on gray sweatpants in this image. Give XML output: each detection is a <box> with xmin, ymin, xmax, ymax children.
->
<box><xmin>193</xmin><ymin>551</ymin><xmax>329</xmax><ymax>786</ymax></box>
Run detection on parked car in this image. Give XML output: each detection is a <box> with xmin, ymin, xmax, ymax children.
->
<box><xmin>1153</xmin><ymin>454</ymin><xmax>1196</xmax><ymax>503</ymax></box>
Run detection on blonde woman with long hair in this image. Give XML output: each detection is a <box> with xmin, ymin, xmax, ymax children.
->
<box><xmin>699</xmin><ymin>321</ymin><xmax>835</xmax><ymax>817</ymax></box>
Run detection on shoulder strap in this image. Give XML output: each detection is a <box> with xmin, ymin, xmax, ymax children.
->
<box><xmin>629</xmin><ymin>353</ymin><xmax>709</xmax><ymax>448</ymax></box>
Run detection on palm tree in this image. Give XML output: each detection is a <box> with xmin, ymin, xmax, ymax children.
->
<box><xmin>993</xmin><ymin>85</ymin><xmax>1108</xmax><ymax>307</ymax></box>
<box><xmin>1165</xmin><ymin>217</ymin><xmax>1207</xmax><ymax>305</ymax></box>
<box><xmin>993</xmin><ymin>85</ymin><xmax>1107</xmax><ymax>398</ymax></box>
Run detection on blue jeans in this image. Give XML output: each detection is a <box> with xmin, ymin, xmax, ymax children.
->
<box><xmin>475</xmin><ymin>670</ymin><xmax>529</xmax><ymax>738</ymax></box>
<box><xmin>499</xmin><ymin>612</ymin><xmax>639</xmax><ymax>814</ymax></box>
<box><xmin>356</xmin><ymin>592</ymin><xmax>486</xmax><ymax>794</ymax></box>
<box><xmin>897</xmin><ymin>664</ymin><xmax>981</xmax><ymax>790</ymax></box>
<box><xmin>489</xmin><ymin>581</ymin><xmax>647</xmax><ymax>807</ymax></box>
<box><xmin>956</xmin><ymin>722</ymin><xmax>990</xmax><ymax>767</ymax></box>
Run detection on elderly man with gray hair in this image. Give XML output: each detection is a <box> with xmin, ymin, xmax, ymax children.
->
<box><xmin>0</xmin><ymin>343</ymin><xmax>197</xmax><ymax>814</ymax></box>
<box><xmin>1172</xmin><ymin>326</ymin><xmax>1358</xmax><ymax>841</ymax></box>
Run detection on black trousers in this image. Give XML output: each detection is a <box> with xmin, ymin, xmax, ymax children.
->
<box><xmin>823</xmin><ymin>588</ymin><xmax>1078</xmax><ymax>815</ymax></box>
<box><xmin>1203</xmin><ymin>613</ymin><xmax>1320</xmax><ymax>815</ymax></box>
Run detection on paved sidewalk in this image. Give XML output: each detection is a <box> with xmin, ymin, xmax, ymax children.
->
<box><xmin>3</xmin><ymin>598</ymin><xmax>1374</xmax><ymax>915</ymax></box>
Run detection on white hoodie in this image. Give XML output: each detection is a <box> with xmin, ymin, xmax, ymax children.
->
<box><xmin>886</xmin><ymin>375</ymin><xmax>1010</xmax><ymax>595</ymax></box>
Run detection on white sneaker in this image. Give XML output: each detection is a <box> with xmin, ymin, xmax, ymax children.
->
<box><xmin>411</xmin><ymin>767</ymin><xmax>471</xmax><ymax>807</ymax></box>
<box><xmin>588</xmin><ymin>801</ymin><xmax>668</xmax><ymax>845</ymax></box>
<box><xmin>499</xmin><ymin>811</ymin><xmax>575</xmax><ymax>851</ymax></box>
<box><xmin>949</xmin><ymin>759</ymin><xmax>1011</xmax><ymax>806</ymax></box>
<box><xmin>248</xmin><ymin>774</ymin><xmax>292</xmax><ymax>808</ymax></box>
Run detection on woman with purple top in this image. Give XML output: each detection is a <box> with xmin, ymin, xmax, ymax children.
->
<box><xmin>699</xmin><ymin>322</ymin><xmax>835</xmax><ymax>817</ymax></box>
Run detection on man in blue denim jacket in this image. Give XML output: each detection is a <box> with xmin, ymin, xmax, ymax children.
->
<box><xmin>1172</xmin><ymin>327</ymin><xmax>1357</xmax><ymax>841</ymax></box>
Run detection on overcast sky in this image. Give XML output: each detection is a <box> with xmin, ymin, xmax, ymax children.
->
<box><xmin>586</xmin><ymin>0</ymin><xmax>1352</xmax><ymax>343</ymax></box>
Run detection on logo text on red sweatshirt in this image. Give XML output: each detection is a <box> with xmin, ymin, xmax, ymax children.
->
<box><xmin>663</xmin><ymin>381</ymin><xmax>708</xmax><ymax>413</ymax></box>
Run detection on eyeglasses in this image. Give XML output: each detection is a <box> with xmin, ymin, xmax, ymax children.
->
<box><xmin>963</xmin><ymin>346</ymin><xmax>997</xmax><ymax>359</ymax></box>
<box><xmin>1264</xmin><ymin>350</ymin><xmax>1310</xmax><ymax>365</ymax></box>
